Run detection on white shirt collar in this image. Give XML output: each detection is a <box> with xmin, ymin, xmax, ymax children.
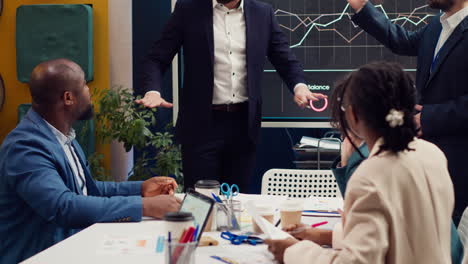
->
<box><xmin>44</xmin><ymin>120</ymin><xmax>76</xmax><ymax>146</ymax></box>
<box><xmin>440</xmin><ymin>6</ymin><xmax>468</xmax><ymax>30</ymax></box>
<box><xmin>212</xmin><ymin>0</ymin><xmax>244</xmax><ymax>12</ymax></box>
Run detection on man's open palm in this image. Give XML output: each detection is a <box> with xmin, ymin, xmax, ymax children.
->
<box><xmin>135</xmin><ymin>92</ymin><xmax>173</xmax><ymax>108</ymax></box>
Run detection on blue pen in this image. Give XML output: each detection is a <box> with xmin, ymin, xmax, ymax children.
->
<box><xmin>303</xmin><ymin>210</ymin><xmax>340</xmax><ymax>214</ymax></box>
<box><xmin>168</xmin><ymin>232</ymin><xmax>172</xmax><ymax>264</ymax></box>
<box><xmin>210</xmin><ymin>256</ymin><xmax>236</xmax><ymax>264</ymax></box>
<box><xmin>211</xmin><ymin>192</ymin><xmax>223</xmax><ymax>203</ymax></box>
<box><xmin>192</xmin><ymin>225</ymin><xmax>200</xmax><ymax>241</ymax></box>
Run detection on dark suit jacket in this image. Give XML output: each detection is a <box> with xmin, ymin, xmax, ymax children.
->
<box><xmin>352</xmin><ymin>3</ymin><xmax>468</xmax><ymax>217</ymax></box>
<box><xmin>141</xmin><ymin>0</ymin><xmax>305</xmax><ymax>144</ymax></box>
<box><xmin>0</xmin><ymin>110</ymin><xmax>143</xmax><ymax>263</ymax></box>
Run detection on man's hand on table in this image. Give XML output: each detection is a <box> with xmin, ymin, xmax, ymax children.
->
<box><xmin>141</xmin><ymin>176</ymin><xmax>178</xmax><ymax>197</ymax></box>
<box><xmin>142</xmin><ymin>195</ymin><xmax>182</xmax><ymax>219</ymax></box>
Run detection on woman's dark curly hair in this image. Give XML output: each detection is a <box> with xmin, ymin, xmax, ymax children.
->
<box><xmin>330</xmin><ymin>62</ymin><xmax>418</xmax><ymax>154</ymax></box>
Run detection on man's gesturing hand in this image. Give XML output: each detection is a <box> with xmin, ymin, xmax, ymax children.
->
<box><xmin>135</xmin><ymin>92</ymin><xmax>173</xmax><ymax>108</ymax></box>
<box><xmin>347</xmin><ymin>0</ymin><xmax>368</xmax><ymax>12</ymax></box>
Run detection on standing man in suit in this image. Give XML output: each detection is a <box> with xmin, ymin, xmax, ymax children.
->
<box><xmin>346</xmin><ymin>0</ymin><xmax>468</xmax><ymax>224</ymax></box>
<box><xmin>0</xmin><ymin>59</ymin><xmax>181</xmax><ymax>263</ymax></box>
<box><xmin>136</xmin><ymin>0</ymin><xmax>326</xmax><ymax>192</ymax></box>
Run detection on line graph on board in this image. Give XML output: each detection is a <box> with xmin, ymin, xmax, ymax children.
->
<box><xmin>261</xmin><ymin>0</ymin><xmax>437</xmax><ymax>121</ymax></box>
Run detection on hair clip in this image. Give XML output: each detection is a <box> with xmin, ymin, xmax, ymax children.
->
<box><xmin>385</xmin><ymin>109</ymin><xmax>404</xmax><ymax>128</ymax></box>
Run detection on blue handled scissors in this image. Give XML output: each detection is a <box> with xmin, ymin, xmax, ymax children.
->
<box><xmin>220</xmin><ymin>231</ymin><xmax>263</xmax><ymax>245</ymax></box>
<box><xmin>220</xmin><ymin>183</ymin><xmax>239</xmax><ymax>202</ymax></box>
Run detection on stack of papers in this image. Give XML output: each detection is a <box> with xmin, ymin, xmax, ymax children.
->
<box><xmin>298</xmin><ymin>136</ymin><xmax>341</xmax><ymax>150</ymax></box>
<box><xmin>303</xmin><ymin>197</ymin><xmax>343</xmax><ymax>217</ymax></box>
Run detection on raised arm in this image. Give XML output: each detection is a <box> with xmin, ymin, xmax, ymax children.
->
<box><xmin>349</xmin><ymin>0</ymin><xmax>428</xmax><ymax>56</ymax></box>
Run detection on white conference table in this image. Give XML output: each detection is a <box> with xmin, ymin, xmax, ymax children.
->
<box><xmin>21</xmin><ymin>194</ymin><xmax>341</xmax><ymax>264</ymax></box>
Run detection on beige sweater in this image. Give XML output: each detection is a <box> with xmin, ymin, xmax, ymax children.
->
<box><xmin>284</xmin><ymin>138</ymin><xmax>454</xmax><ymax>264</ymax></box>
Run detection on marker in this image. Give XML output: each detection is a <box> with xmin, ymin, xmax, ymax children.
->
<box><xmin>311</xmin><ymin>221</ymin><xmax>328</xmax><ymax>228</ymax></box>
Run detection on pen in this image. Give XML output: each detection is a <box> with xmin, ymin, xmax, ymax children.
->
<box><xmin>210</xmin><ymin>256</ymin><xmax>239</xmax><ymax>264</ymax></box>
<box><xmin>168</xmin><ymin>232</ymin><xmax>172</xmax><ymax>264</ymax></box>
<box><xmin>303</xmin><ymin>210</ymin><xmax>340</xmax><ymax>214</ymax></box>
<box><xmin>274</xmin><ymin>219</ymin><xmax>281</xmax><ymax>227</ymax></box>
<box><xmin>311</xmin><ymin>221</ymin><xmax>328</xmax><ymax>228</ymax></box>
<box><xmin>192</xmin><ymin>225</ymin><xmax>200</xmax><ymax>242</ymax></box>
<box><xmin>211</xmin><ymin>192</ymin><xmax>223</xmax><ymax>203</ymax></box>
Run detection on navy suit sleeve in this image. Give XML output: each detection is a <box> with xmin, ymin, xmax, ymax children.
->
<box><xmin>7</xmin><ymin>144</ymin><xmax>142</xmax><ymax>229</ymax></box>
<box><xmin>351</xmin><ymin>2</ymin><xmax>427</xmax><ymax>56</ymax></box>
<box><xmin>141</xmin><ymin>1</ymin><xmax>184</xmax><ymax>93</ymax></box>
<box><xmin>267</xmin><ymin>6</ymin><xmax>306</xmax><ymax>92</ymax></box>
<box><xmin>421</xmin><ymin>95</ymin><xmax>468</xmax><ymax>137</ymax></box>
<box><xmin>94</xmin><ymin>181</ymin><xmax>143</xmax><ymax>197</ymax></box>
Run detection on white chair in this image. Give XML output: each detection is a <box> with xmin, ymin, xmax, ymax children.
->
<box><xmin>458</xmin><ymin>207</ymin><xmax>468</xmax><ymax>247</ymax></box>
<box><xmin>261</xmin><ymin>169</ymin><xmax>342</xmax><ymax>198</ymax></box>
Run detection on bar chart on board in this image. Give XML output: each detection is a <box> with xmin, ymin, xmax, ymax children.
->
<box><xmin>261</xmin><ymin>0</ymin><xmax>437</xmax><ymax>122</ymax></box>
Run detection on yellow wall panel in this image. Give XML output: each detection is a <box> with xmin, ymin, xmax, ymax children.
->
<box><xmin>0</xmin><ymin>0</ymin><xmax>110</xmax><ymax>168</ymax></box>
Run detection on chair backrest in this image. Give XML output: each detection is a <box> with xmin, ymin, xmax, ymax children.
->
<box><xmin>261</xmin><ymin>169</ymin><xmax>342</xmax><ymax>198</ymax></box>
<box><xmin>458</xmin><ymin>207</ymin><xmax>468</xmax><ymax>247</ymax></box>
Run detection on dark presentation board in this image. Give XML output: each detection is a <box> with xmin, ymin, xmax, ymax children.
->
<box><xmin>261</xmin><ymin>0</ymin><xmax>436</xmax><ymax>125</ymax></box>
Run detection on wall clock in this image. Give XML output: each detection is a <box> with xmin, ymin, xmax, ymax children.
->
<box><xmin>0</xmin><ymin>74</ymin><xmax>5</xmax><ymax>111</ymax></box>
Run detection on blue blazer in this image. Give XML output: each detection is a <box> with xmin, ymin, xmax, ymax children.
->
<box><xmin>352</xmin><ymin>3</ymin><xmax>468</xmax><ymax>221</ymax></box>
<box><xmin>141</xmin><ymin>0</ymin><xmax>305</xmax><ymax>144</ymax></box>
<box><xmin>0</xmin><ymin>110</ymin><xmax>143</xmax><ymax>263</ymax></box>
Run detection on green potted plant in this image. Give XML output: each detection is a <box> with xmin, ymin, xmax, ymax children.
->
<box><xmin>89</xmin><ymin>86</ymin><xmax>183</xmax><ymax>191</ymax></box>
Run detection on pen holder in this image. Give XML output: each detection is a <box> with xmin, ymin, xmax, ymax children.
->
<box><xmin>216</xmin><ymin>200</ymin><xmax>241</xmax><ymax>231</ymax></box>
<box><xmin>166</xmin><ymin>241</ymin><xmax>197</xmax><ymax>264</ymax></box>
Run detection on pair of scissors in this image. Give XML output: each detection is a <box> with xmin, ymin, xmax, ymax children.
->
<box><xmin>220</xmin><ymin>231</ymin><xmax>263</xmax><ymax>246</ymax></box>
<box><xmin>220</xmin><ymin>183</ymin><xmax>239</xmax><ymax>204</ymax></box>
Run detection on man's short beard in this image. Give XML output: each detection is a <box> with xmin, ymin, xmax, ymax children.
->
<box><xmin>427</xmin><ymin>0</ymin><xmax>455</xmax><ymax>12</ymax></box>
<box><xmin>78</xmin><ymin>104</ymin><xmax>94</xmax><ymax>120</ymax></box>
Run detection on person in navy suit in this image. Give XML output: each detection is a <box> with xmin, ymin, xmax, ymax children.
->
<box><xmin>137</xmin><ymin>0</ymin><xmax>326</xmax><ymax>192</ymax></box>
<box><xmin>346</xmin><ymin>0</ymin><xmax>468</xmax><ymax>225</ymax></box>
<box><xmin>0</xmin><ymin>59</ymin><xmax>181</xmax><ymax>263</ymax></box>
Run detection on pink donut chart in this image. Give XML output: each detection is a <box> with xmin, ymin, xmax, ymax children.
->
<box><xmin>309</xmin><ymin>98</ymin><xmax>328</xmax><ymax>112</ymax></box>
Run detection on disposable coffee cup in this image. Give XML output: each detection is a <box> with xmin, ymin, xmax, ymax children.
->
<box><xmin>280</xmin><ymin>200</ymin><xmax>303</xmax><ymax>228</ymax></box>
<box><xmin>163</xmin><ymin>212</ymin><xmax>194</xmax><ymax>240</ymax></box>
<box><xmin>194</xmin><ymin>180</ymin><xmax>220</xmax><ymax>231</ymax></box>
<box><xmin>194</xmin><ymin>180</ymin><xmax>220</xmax><ymax>197</ymax></box>
<box><xmin>252</xmin><ymin>204</ymin><xmax>275</xmax><ymax>233</ymax></box>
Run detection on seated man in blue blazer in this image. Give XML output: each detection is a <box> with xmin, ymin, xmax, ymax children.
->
<box><xmin>0</xmin><ymin>59</ymin><xmax>181</xmax><ymax>263</ymax></box>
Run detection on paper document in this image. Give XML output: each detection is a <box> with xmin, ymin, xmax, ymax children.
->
<box><xmin>97</xmin><ymin>235</ymin><xmax>159</xmax><ymax>255</ymax></box>
<box><xmin>299</xmin><ymin>136</ymin><xmax>341</xmax><ymax>150</ymax></box>
<box><xmin>302</xmin><ymin>197</ymin><xmax>343</xmax><ymax>217</ymax></box>
<box><xmin>197</xmin><ymin>245</ymin><xmax>276</xmax><ymax>264</ymax></box>
<box><xmin>244</xmin><ymin>201</ymin><xmax>292</xmax><ymax>240</ymax></box>
<box><xmin>304</xmin><ymin>196</ymin><xmax>343</xmax><ymax>212</ymax></box>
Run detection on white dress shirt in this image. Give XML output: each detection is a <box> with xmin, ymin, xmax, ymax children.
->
<box><xmin>45</xmin><ymin>121</ymin><xmax>88</xmax><ymax>195</ymax></box>
<box><xmin>434</xmin><ymin>6</ymin><xmax>468</xmax><ymax>58</ymax></box>
<box><xmin>212</xmin><ymin>0</ymin><xmax>248</xmax><ymax>104</ymax></box>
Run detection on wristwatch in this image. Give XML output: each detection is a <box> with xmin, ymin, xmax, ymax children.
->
<box><xmin>0</xmin><ymin>74</ymin><xmax>5</xmax><ymax>111</ymax></box>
